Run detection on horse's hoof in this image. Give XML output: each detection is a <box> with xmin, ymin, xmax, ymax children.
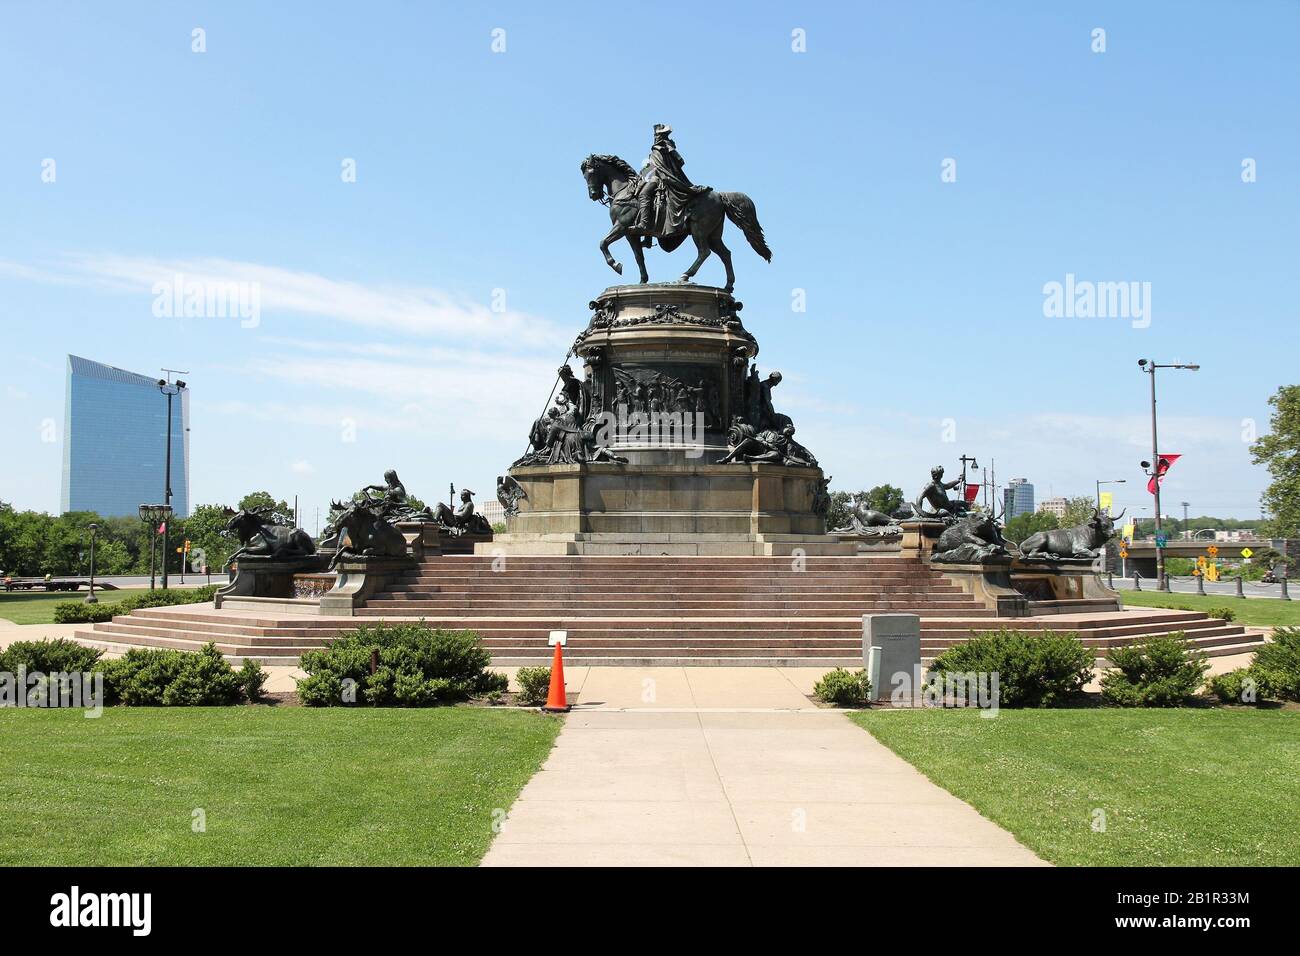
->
<box><xmin>678</xmin><ymin>276</ymin><xmax>692</xmax><ymax>284</ymax></box>
<box><xmin>724</xmin><ymin>284</ymin><xmax>734</xmax><ymax>294</ymax></box>
<box><xmin>612</xmin><ymin>262</ymin><xmax>623</xmax><ymax>275</ymax></box>
<box><xmin>639</xmin><ymin>276</ymin><xmax>649</xmax><ymax>284</ymax></box>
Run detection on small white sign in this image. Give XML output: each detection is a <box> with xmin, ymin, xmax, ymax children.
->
<box><xmin>548</xmin><ymin>630</ymin><xmax>567</xmax><ymax>647</ymax></box>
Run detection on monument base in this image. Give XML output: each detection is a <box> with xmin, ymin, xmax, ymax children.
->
<box><xmin>478</xmin><ymin>531</ymin><xmax>852</xmax><ymax>556</ymax></box>
<box><xmin>484</xmin><ymin>460</ymin><xmax>851</xmax><ymax>555</ymax></box>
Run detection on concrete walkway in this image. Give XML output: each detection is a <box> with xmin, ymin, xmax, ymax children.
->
<box><xmin>482</xmin><ymin>667</ymin><xmax>1048</xmax><ymax>867</ymax></box>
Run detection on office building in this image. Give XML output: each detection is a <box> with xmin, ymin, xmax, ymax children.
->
<box><xmin>61</xmin><ymin>355</ymin><xmax>190</xmax><ymax>517</ymax></box>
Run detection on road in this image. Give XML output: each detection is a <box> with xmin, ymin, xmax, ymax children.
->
<box><xmin>1110</xmin><ymin>575</ymin><xmax>1289</xmax><ymax>599</ymax></box>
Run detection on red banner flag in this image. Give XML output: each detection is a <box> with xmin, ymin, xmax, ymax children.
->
<box><xmin>964</xmin><ymin>483</ymin><xmax>981</xmax><ymax>503</ymax></box>
<box><xmin>157</xmin><ymin>521</ymin><xmax>166</xmax><ymax>534</ymax></box>
<box><xmin>1146</xmin><ymin>454</ymin><xmax>1181</xmax><ymax>494</ymax></box>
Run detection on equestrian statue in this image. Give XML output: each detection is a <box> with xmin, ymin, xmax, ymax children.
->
<box><xmin>581</xmin><ymin>124</ymin><xmax>771</xmax><ymax>293</ymax></box>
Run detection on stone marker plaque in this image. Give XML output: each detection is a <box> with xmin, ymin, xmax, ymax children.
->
<box><xmin>862</xmin><ymin>613</ymin><xmax>921</xmax><ymax>703</ymax></box>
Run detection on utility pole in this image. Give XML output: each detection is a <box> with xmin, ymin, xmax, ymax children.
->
<box><xmin>1181</xmin><ymin>501</ymin><xmax>1190</xmax><ymax>540</ymax></box>
<box><xmin>157</xmin><ymin>370</ymin><xmax>188</xmax><ymax>590</ymax></box>
<box><xmin>1138</xmin><ymin>359</ymin><xmax>1198</xmax><ymax>591</ymax></box>
<box><xmin>989</xmin><ymin>458</ymin><xmax>996</xmax><ymax>516</ymax></box>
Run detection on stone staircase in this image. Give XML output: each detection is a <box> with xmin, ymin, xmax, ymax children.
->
<box><xmin>72</xmin><ymin>554</ymin><xmax>1267</xmax><ymax>667</ymax></box>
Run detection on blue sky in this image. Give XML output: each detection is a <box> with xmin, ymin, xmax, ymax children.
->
<box><xmin>1</xmin><ymin>0</ymin><xmax>1296</xmax><ymax>526</ymax></box>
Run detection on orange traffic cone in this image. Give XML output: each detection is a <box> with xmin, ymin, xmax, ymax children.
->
<box><xmin>542</xmin><ymin>640</ymin><xmax>570</xmax><ymax>713</ymax></box>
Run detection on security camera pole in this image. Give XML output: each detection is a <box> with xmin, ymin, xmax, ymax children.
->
<box><xmin>1138</xmin><ymin>359</ymin><xmax>1198</xmax><ymax>591</ymax></box>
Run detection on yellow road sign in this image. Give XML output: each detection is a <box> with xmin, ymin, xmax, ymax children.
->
<box><xmin>1241</xmin><ymin>547</ymin><xmax>1254</xmax><ymax>558</ymax></box>
<box><xmin>1207</xmin><ymin>545</ymin><xmax>1219</xmax><ymax>556</ymax></box>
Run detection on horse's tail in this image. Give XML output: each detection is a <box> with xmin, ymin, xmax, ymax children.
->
<box><xmin>719</xmin><ymin>191</ymin><xmax>772</xmax><ymax>262</ymax></box>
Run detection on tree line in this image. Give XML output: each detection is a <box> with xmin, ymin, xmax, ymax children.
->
<box><xmin>0</xmin><ymin>492</ymin><xmax>292</xmax><ymax>578</ymax></box>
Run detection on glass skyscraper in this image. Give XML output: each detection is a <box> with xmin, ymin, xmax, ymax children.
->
<box><xmin>1002</xmin><ymin>478</ymin><xmax>1035</xmax><ymax>520</ymax></box>
<box><xmin>60</xmin><ymin>355</ymin><xmax>190</xmax><ymax>518</ymax></box>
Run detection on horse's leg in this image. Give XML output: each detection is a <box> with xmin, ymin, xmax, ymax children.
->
<box><xmin>708</xmin><ymin>226</ymin><xmax>735</xmax><ymax>293</ymax></box>
<box><xmin>680</xmin><ymin>220</ymin><xmax>712</xmax><ymax>283</ymax></box>
<box><xmin>628</xmin><ymin>233</ymin><xmax>649</xmax><ymax>283</ymax></box>
<box><xmin>600</xmin><ymin>222</ymin><xmax>625</xmax><ymax>276</ymax></box>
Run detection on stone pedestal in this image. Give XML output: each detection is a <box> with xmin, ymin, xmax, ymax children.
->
<box><xmin>487</xmin><ymin>283</ymin><xmax>849</xmax><ymax>556</ymax></box>
<box><xmin>319</xmin><ymin>555</ymin><xmax>416</xmax><ymax>616</ymax></box>
<box><xmin>215</xmin><ymin>555</ymin><xmax>329</xmax><ymax>609</ymax></box>
<box><xmin>899</xmin><ymin>519</ymin><xmax>946</xmax><ymax>561</ymax></box>
<box><xmin>393</xmin><ymin>521</ymin><xmax>494</xmax><ymax>558</ymax></box>
<box><xmin>933</xmin><ymin>558</ymin><xmax>1029</xmax><ymax>617</ymax></box>
<box><xmin>831</xmin><ymin>530</ymin><xmax>903</xmax><ymax>553</ymax></box>
<box><xmin>1008</xmin><ymin>557</ymin><xmax>1121</xmax><ymax>611</ymax></box>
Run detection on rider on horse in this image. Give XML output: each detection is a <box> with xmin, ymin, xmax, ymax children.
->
<box><xmin>637</xmin><ymin>124</ymin><xmax>711</xmax><ymax>246</ymax></box>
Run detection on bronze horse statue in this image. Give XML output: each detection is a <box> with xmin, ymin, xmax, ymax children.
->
<box><xmin>580</xmin><ymin>153</ymin><xmax>770</xmax><ymax>293</ymax></box>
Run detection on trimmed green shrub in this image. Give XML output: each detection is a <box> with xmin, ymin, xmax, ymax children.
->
<box><xmin>0</xmin><ymin>637</ymin><xmax>102</xmax><ymax>674</ymax></box>
<box><xmin>1206</xmin><ymin>668</ymin><xmax>1262</xmax><ymax>705</ymax></box>
<box><xmin>928</xmin><ymin>629</ymin><xmax>1093</xmax><ymax>708</ymax></box>
<box><xmin>1101</xmin><ymin>633</ymin><xmax>1209</xmax><ymax>707</ymax></box>
<box><xmin>101</xmin><ymin>643</ymin><xmax>245</xmax><ymax>706</ymax></box>
<box><xmin>297</xmin><ymin>623</ymin><xmax>505</xmax><ymax>706</ymax></box>
<box><xmin>53</xmin><ymin>602</ymin><xmax>113</xmax><ymax>624</ymax></box>
<box><xmin>514</xmin><ymin>666</ymin><xmax>552</xmax><ymax>706</ymax></box>
<box><xmin>238</xmin><ymin>658</ymin><xmax>268</xmax><ymax>701</ymax></box>
<box><xmin>1251</xmin><ymin>626</ymin><xmax>1300</xmax><ymax>702</ymax></box>
<box><xmin>53</xmin><ymin>586</ymin><xmax>220</xmax><ymax>624</ymax></box>
<box><xmin>1207</xmin><ymin>606</ymin><xmax>1237</xmax><ymax>623</ymax></box>
<box><xmin>814</xmin><ymin>667</ymin><xmax>872</xmax><ymax>707</ymax></box>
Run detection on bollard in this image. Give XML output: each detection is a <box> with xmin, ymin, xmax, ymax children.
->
<box><xmin>1107</xmin><ymin>571</ymin><xmax>1114</xmax><ymax>589</ymax></box>
<box><xmin>1195</xmin><ymin>573</ymin><xmax>1205</xmax><ymax>595</ymax></box>
<box><xmin>1132</xmin><ymin>571</ymin><xmax>1141</xmax><ymax>592</ymax></box>
<box><xmin>1236</xmin><ymin>575</ymin><xmax>1244</xmax><ymax>598</ymax></box>
<box><xmin>1282</xmin><ymin>577</ymin><xmax>1292</xmax><ymax>602</ymax></box>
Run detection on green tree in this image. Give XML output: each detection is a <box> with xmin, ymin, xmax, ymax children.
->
<box><xmin>1058</xmin><ymin>496</ymin><xmax>1098</xmax><ymax>529</ymax></box>
<box><xmin>1004</xmin><ymin>510</ymin><xmax>1059</xmax><ymax>546</ymax></box>
<box><xmin>238</xmin><ymin>491</ymin><xmax>295</xmax><ymax>526</ymax></box>
<box><xmin>1250</xmin><ymin>385</ymin><xmax>1300</xmax><ymax>537</ymax></box>
<box><xmin>864</xmin><ymin>484</ymin><xmax>905</xmax><ymax>515</ymax></box>
<box><xmin>184</xmin><ymin>503</ymin><xmax>237</xmax><ymax>571</ymax></box>
<box><xmin>824</xmin><ymin>490</ymin><xmax>854</xmax><ymax>531</ymax></box>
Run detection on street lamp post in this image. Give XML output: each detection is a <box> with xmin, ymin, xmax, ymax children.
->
<box><xmin>1095</xmin><ymin>478</ymin><xmax>1126</xmax><ymax>513</ymax></box>
<box><xmin>157</xmin><ymin>374</ymin><xmax>188</xmax><ymax>590</ymax></box>
<box><xmin>139</xmin><ymin>503</ymin><xmax>173</xmax><ymax>592</ymax></box>
<box><xmin>1138</xmin><ymin>359</ymin><xmax>1199</xmax><ymax>592</ymax></box>
<box><xmin>84</xmin><ymin>523</ymin><xmax>99</xmax><ymax>604</ymax></box>
<box><xmin>1181</xmin><ymin>501</ymin><xmax>1190</xmax><ymax>540</ymax></box>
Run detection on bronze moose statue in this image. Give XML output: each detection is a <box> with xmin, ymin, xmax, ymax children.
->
<box><xmin>223</xmin><ymin>507</ymin><xmax>316</xmax><ymax>565</ymax></box>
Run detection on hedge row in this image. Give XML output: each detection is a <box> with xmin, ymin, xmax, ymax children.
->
<box><xmin>52</xmin><ymin>585</ymin><xmax>220</xmax><ymax>624</ymax></box>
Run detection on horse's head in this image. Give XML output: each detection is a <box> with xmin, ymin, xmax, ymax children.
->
<box><xmin>580</xmin><ymin>155</ymin><xmax>605</xmax><ymax>201</ymax></box>
<box><xmin>581</xmin><ymin>154</ymin><xmax>636</xmax><ymax>203</ymax></box>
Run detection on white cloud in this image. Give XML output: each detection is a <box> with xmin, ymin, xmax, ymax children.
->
<box><xmin>0</xmin><ymin>253</ymin><xmax>567</xmax><ymax>351</ymax></box>
<box><xmin>291</xmin><ymin>459</ymin><xmax>315</xmax><ymax>475</ymax></box>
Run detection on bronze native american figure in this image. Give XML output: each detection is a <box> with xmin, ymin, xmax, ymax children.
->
<box><xmin>581</xmin><ymin>124</ymin><xmax>771</xmax><ymax>293</ymax></box>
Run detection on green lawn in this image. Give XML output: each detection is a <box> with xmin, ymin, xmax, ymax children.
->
<box><xmin>0</xmin><ymin>591</ymin><xmax>88</xmax><ymax>625</ymax></box>
<box><xmin>0</xmin><ymin>707</ymin><xmax>561</xmax><ymax>865</ymax></box>
<box><xmin>852</xmin><ymin>708</ymin><xmax>1300</xmax><ymax>866</ymax></box>
<box><xmin>1120</xmin><ymin>589</ymin><xmax>1300</xmax><ymax>627</ymax></box>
